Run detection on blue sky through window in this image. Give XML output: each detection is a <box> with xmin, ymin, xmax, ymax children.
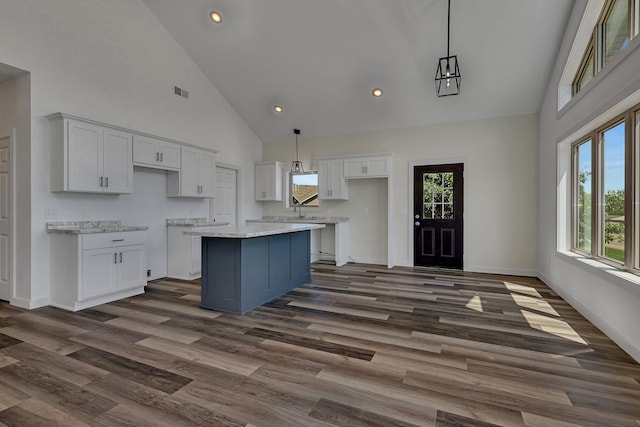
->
<box><xmin>603</xmin><ymin>122</ymin><xmax>625</xmax><ymax>192</ymax></box>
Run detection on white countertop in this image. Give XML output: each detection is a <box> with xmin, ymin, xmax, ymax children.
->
<box><xmin>166</xmin><ymin>217</ymin><xmax>229</xmax><ymax>227</ymax></box>
<box><xmin>248</xmin><ymin>216</ymin><xmax>349</xmax><ymax>224</ymax></box>
<box><xmin>46</xmin><ymin>220</ymin><xmax>148</xmax><ymax>234</ymax></box>
<box><xmin>186</xmin><ymin>222</ymin><xmax>325</xmax><ymax>238</ymax></box>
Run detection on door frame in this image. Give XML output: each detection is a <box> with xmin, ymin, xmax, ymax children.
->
<box><xmin>408</xmin><ymin>157</ymin><xmax>466</xmax><ymax>268</ymax></box>
<box><xmin>0</xmin><ymin>129</ymin><xmax>16</xmax><ymax>302</ymax></box>
<box><xmin>211</xmin><ymin>161</ymin><xmax>240</xmax><ymax>226</ymax></box>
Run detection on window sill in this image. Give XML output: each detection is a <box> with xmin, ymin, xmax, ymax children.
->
<box><xmin>557</xmin><ymin>250</ymin><xmax>640</xmax><ymax>297</ymax></box>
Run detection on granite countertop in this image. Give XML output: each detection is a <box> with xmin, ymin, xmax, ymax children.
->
<box><xmin>186</xmin><ymin>222</ymin><xmax>325</xmax><ymax>238</ymax></box>
<box><xmin>46</xmin><ymin>220</ymin><xmax>149</xmax><ymax>234</ymax></box>
<box><xmin>166</xmin><ymin>217</ymin><xmax>228</xmax><ymax>227</ymax></box>
<box><xmin>248</xmin><ymin>215</ymin><xmax>349</xmax><ymax>224</ymax></box>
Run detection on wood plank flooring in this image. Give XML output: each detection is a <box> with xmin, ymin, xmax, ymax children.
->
<box><xmin>0</xmin><ymin>262</ymin><xmax>638</xmax><ymax>426</ymax></box>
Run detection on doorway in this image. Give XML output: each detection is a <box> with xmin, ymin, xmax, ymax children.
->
<box><xmin>213</xmin><ymin>166</ymin><xmax>237</xmax><ymax>226</ymax></box>
<box><xmin>0</xmin><ymin>134</ymin><xmax>11</xmax><ymax>300</ymax></box>
<box><xmin>413</xmin><ymin>163</ymin><xmax>463</xmax><ymax>269</ymax></box>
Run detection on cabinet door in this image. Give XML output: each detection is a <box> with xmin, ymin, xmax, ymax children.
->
<box><xmin>191</xmin><ymin>235</ymin><xmax>202</xmax><ymax>276</ymax></box>
<box><xmin>365</xmin><ymin>157</ymin><xmax>389</xmax><ymax>177</ymax></box>
<box><xmin>198</xmin><ymin>150</ymin><xmax>216</xmax><ymax>197</ymax></box>
<box><xmin>82</xmin><ymin>247</ymin><xmax>117</xmax><ymax>300</ymax></box>
<box><xmin>132</xmin><ymin>135</ymin><xmax>160</xmax><ymax>167</ymax></box>
<box><xmin>118</xmin><ymin>245</ymin><xmax>145</xmax><ymax>290</ymax></box>
<box><xmin>103</xmin><ymin>128</ymin><xmax>133</xmax><ymax>193</ymax></box>
<box><xmin>343</xmin><ymin>158</ymin><xmax>367</xmax><ymax>178</ymax></box>
<box><xmin>318</xmin><ymin>161</ymin><xmax>331</xmax><ymax>199</ymax></box>
<box><xmin>67</xmin><ymin>120</ymin><xmax>103</xmax><ymax>192</ymax></box>
<box><xmin>158</xmin><ymin>141</ymin><xmax>181</xmax><ymax>170</ymax></box>
<box><xmin>254</xmin><ymin>164</ymin><xmax>268</xmax><ymax>200</ymax></box>
<box><xmin>180</xmin><ymin>147</ymin><xmax>200</xmax><ymax>197</ymax></box>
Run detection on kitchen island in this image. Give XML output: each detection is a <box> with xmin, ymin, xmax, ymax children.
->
<box><xmin>187</xmin><ymin>223</ymin><xmax>325</xmax><ymax>314</ymax></box>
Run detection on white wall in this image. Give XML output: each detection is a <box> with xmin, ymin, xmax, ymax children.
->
<box><xmin>538</xmin><ymin>1</ymin><xmax>640</xmax><ymax>362</ymax></box>
<box><xmin>263</xmin><ymin>113</ymin><xmax>539</xmax><ymax>274</ymax></box>
<box><xmin>0</xmin><ymin>0</ymin><xmax>263</xmax><ymax>307</ymax></box>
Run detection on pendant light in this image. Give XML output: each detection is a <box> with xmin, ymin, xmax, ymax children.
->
<box><xmin>291</xmin><ymin>128</ymin><xmax>304</xmax><ymax>173</ymax></box>
<box><xmin>435</xmin><ymin>0</ymin><xmax>461</xmax><ymax>97</ymax></box>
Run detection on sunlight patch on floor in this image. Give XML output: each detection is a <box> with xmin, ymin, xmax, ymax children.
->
<box><xmin>512</xmin><ymin>294</ymin><xmax>559</xmax><ymax>316</ymax></box>
<box><xmin>504</xmin><ymin>281</ymin><xmax>541</xmax><ymax>298</ymax></box>
<box><xmin>519</xmin><ymin>310</ymin><xmax>588</xmax><ymax>345</ymax></box>
<box><xmin>464</xmin><ymin>295</ymin><xmax>484</xmax><ymax>312</ymax></box>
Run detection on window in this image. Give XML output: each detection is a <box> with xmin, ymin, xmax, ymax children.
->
<box><xmin>572</xmin><ymin>109</ymin><xmax>637</xmax><ymax>271</ymax></box>
<box><xmin>574</xmin><ymin>140</ymin><xmax>592</xmax><ymax>252</ymax></box>
<box><xmin>600</xmin><ymin>121</ymin><xmax>625</xmax><ymax>262</ymax></box>
<box><xmin>572</xmin><ymin>0</ymin><xmax>637</xmax><ymax>95</ymax></box>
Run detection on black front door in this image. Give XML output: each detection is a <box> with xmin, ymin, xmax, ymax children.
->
<box><xmin>414</xmin><ymin>163</ymin><xmax>463</xmax><ymax>269</ymax></box>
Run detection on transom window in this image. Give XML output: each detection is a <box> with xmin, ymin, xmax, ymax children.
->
<box><xmin>571</xmin><ymin>107</ymin><xmax>637</xmax><ymax>271</ymax></box>
<box><xmin>572</xmin><ymin>0</ymin><xmax>638</xmax><ymax>95</ymax></box>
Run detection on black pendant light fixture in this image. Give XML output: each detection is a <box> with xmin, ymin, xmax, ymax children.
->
<box><xmin>291</xmin><ymin>128</ymin><xmax>304</xmax><ymax>173</ymax></box>
<box><xmin>435</xmin><ymin>0</ymin><xmax>461</xmax><ymax>97</ymax></box>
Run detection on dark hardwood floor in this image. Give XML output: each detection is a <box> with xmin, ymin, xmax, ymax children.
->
<box><xmin>0</xmin><ymin>262</ymin><xmax>638</xmax><ymax>426</ymax></box>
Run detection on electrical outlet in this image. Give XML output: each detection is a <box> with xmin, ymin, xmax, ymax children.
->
<box><xmin>147</xmin><ymin>269</ymin><xmax>151</xmax><ymax>277</ymax></box>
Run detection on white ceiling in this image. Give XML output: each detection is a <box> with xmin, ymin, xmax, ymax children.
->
<box><xmin>142</xmin><ymin>0</ymin><xmax>575</xmax><ymax>143</ymax></box>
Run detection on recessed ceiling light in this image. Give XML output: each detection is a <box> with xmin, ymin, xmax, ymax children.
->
<box><xmin>273</xmin><ymin>105</ymin><xmax>284</xmax><ymax>114</ymax></box>
<box><xmin>372</xmin><ymin>88</ymin><xmax>383</xmax><ymax>97</ymax></box>
<box><xmin>210</xmin><ymin>11</ymin><xmax>222</xmax><ymax>23</ymax></box>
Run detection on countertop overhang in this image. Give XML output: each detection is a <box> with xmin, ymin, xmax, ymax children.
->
<box><xmin>247</xmin><ymin>216</ymin><xmax>349</xmax><ymax>224</ymax></box>
<box><xmin>186</xmin><ymin>222</ymin><xmax>325</xmax><ymax>238</ymax></box>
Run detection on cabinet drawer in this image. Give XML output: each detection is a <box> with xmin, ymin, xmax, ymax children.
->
<box><xmin>82</xmin><ymin>231</ymin><xmax>146</xmax><ymax>250</ymax></box>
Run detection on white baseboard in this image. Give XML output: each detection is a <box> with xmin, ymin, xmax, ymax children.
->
<box><xmin>349</xmin><ymin>257</ymin><xmax>387</xmax><ymax>266</ymax></box>
<box><xmin>465</xmin><ymin>265</ymin><xmax>538</xmax><ymax>277</ymax></box>
<box><xmin>539</xmin><ymin>272</ymin><xmax>640</xmax><ymax>364</ymax></box>
<box><xmin>11</xmin><ymin>296</ymin><xmax>50</xmax><ymax>310</ymax></box>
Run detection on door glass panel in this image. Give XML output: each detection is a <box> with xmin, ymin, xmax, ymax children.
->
<box><xmin>601</xmin><ymin>121</ymin><xmax>625</xmax><ymax>263</ymax></box>
<box><xmin>423</xmin><ymin>172</ymin><xmax>454</xmax><ymax>219</ymax></box>
<box><xmin>576</xmin><ymin>140</ymin><xmax>592</xmax><ymax>252</ymax></box>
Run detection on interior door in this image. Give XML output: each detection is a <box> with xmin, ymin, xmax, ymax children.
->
<box><xmin>414</xmin><ymin>163</ymin><xmax>463</xmax><ymax>269</ymax></box>
<box><xmin>0</xmin><ymin>136</ymin><xmax>10</xmax><ymax>300</ymax></box>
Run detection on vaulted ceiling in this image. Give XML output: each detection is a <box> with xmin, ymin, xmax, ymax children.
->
<box><xmin>142</xmin><ymin>0</ymin><xmax>575</xmax><ymax>143</ymax></box>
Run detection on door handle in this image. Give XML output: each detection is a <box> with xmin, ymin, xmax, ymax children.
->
<box><xmin>415</xmin><ymin>221</ymin><xmax>420</xmax><ymax>226</ymax></box>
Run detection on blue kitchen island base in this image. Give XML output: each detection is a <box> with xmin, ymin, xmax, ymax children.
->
<box><xmin>200</xmin><ymin>230</ymin><xmax>311</xmax><ymax>314</ymax></box>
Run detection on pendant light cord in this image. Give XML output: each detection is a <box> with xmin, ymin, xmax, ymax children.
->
<box><xmin>447</xmin><ymin>0</ymin><xmax>451</xmax><ymax>58</ymax></box>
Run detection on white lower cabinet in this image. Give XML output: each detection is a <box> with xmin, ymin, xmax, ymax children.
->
<box><xmin>167</xmin><ymin>226</ymin><xmax>202</xmax><ymax>280</ymax></box>
<box><xmin>50</xmin><ymin>231</ymin><xmax>146</xmax><ymax>311</ymax></box>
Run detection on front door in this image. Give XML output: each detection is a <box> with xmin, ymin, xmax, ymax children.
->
<box><xmin>414</xmin><ymin>163</ymin><xmax>463</xmax><ymax>269</ymax></box>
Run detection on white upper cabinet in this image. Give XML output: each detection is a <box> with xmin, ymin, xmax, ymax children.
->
<box><xmin>343</xmin><ymin>155</ymin><xmax>390</xmax><ymax>178</ymax></box>
<box><xmin>132</xmin><ymin>134</ymin><xmax>180</xmax><ymax>171</ymax></box>
<box><xmin>255</xmin><ymin>161</ymin><xmax>283</xmax><ymax>201</ymax></box>
<box><xmin>49</xmin><ymin>114</ymin><xmax>133</xmax><ymax>194</ymax></box>
<box><xmin>318</xmin><ymin>159</ymin><xmax>349</xmax><ymax>200</ymax></box>
<box><xmin>168</xmin><ymin>146</ymin><xmax>216</xmax><ymax>198</ymax></box>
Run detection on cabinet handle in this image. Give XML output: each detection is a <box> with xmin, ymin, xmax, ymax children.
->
<box><xmin>328</xmin><ymin>189</ymin><xmax>332</xmax><ymax>197</ymax></box>
<box><xmin>111</xmin><ymin>239</ymin><xmax>124</xmax><ymax>242</ymax></box>
<box><xmin>156</xmin><ymin>152</ymin><xmax>159</xmax><ymax>161</ymax></box>
<box><xmin>160</xmin><ymin>152</ymin><xmax>163</xmax><ymax>162</ymax></box>
<box><xmin>114</xmin><ymin>253</ymin><xmax>117</xmax><ymax>264</ymax></box>
<box><xmin>100</xmin><ymin>176</ymin><xmax>103</xmax><ymax>187</ymax></box>
<box><xmin>119</xmin><ymin>252</ymin><xmax>123</xmax><ymax>263</ymax></box>
<box><xmin>105</xmin><ymin>177</ymin><xmax>109</xmax><ymax>188</ymax></box>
